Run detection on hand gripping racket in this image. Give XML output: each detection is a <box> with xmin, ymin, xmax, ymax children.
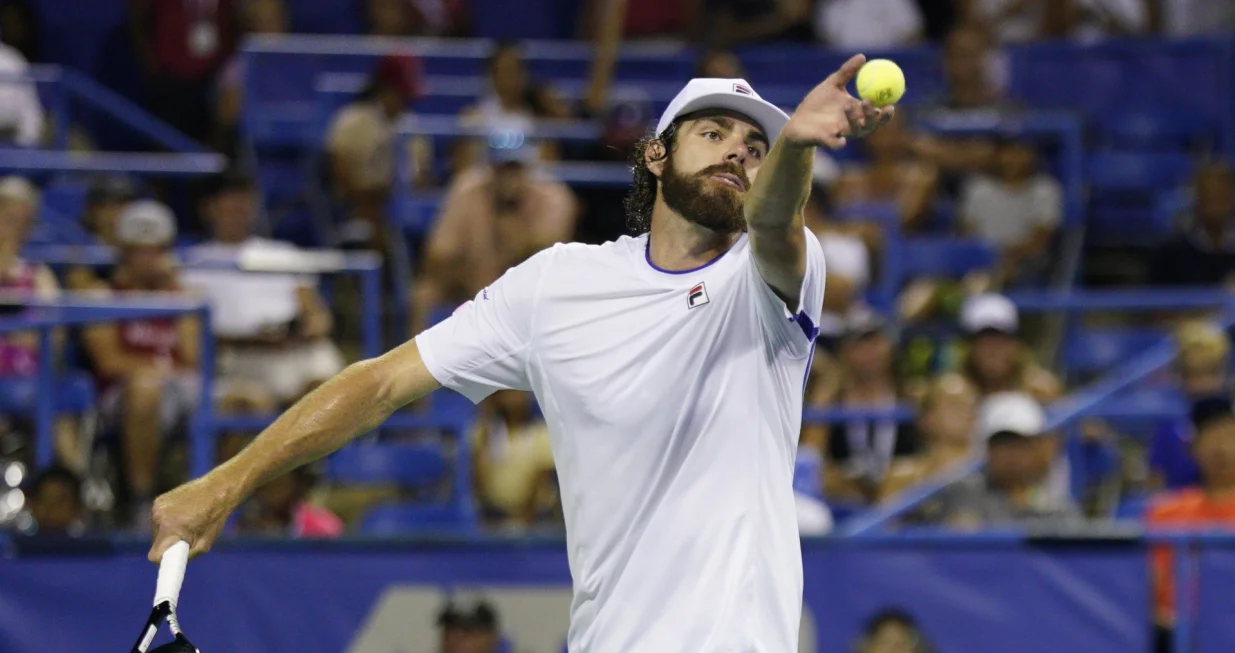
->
<box><xmin>130</xmin><ymin>540</ymin><xmax>201</xmax><ymax>653</ymax></box>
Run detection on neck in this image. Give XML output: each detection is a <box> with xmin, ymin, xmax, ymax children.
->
<box><xmin>646</xmin><ymin>203</ymin><xmax>738</xmax><ymax>272</ymax></box>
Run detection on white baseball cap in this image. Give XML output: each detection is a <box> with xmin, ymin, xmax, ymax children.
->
<box><xmin>116</xmin><ymin>199</ymin><xmax>177</xmax><ymax>246</ymax></box>
<box><xmin>0</xmin><ymin>176</ymin><xmax>39</xmax><ymax>205</ymax></box>
<box><xmin>977</xmin><ymin>391</ymin><xmax>1046</xmax><ymax>439</ymax></box>
<box><xmin>960</xmin><ymin>293</ymin><xmax>1019</xmax><ymax>336</ymax></box>
<box><xmin>655</xmin><ymin>78</ymin><xmax>790</xmax><ymax>144</ymax></box>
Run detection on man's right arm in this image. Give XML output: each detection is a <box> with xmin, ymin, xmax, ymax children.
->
<box><xmin>149</xmin><ymin>339</ymin><xmax>441</xmax><ymax>560</ymax></box>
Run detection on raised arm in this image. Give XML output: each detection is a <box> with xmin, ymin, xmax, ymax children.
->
<box><xmin>148</xmin><ymin>339</ymin><xmax>441</xmax><ymax>560</ymax></box>
<box><xmin>745</xmin><ymin>54</ymin><xmax>891</xmax><ymax>305</ymax></box>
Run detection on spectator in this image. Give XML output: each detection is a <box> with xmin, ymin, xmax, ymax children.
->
<box><xmin>325</xmin><ymin>53</ymin><xmax>431</xmax><ymax>250</ymax></box>
<box><xmin>701</xmin><ymin>0</ymin><xmax>813</xmax><ymax>46</ymax></box>
<box><xmin>235</xmin><ymin>464</ymin><xmax>343</xmax><ymax>538</ymax></box>
<box><xmin>473</xmin><ymin>391</ymin><xmax>559</xmax><ymax>529</ymax></box>
<box><xmin>833</xmin><ymin>114</ymin><xmax>940</xmax><ymax>231</ymax></box>
<box><xmin>959</xmin><ymin>293</ymin><xmax>1062</xmax><ymax>403</ymax></box>
<box><xmin>457</xmin><ymin>43</ymin><xmax>572</xmax><ymax>171</ymax></box>
<box><xmin>813</xmin><ymin>0</ymin><xmax>925</xmax><ymax>50</ymax></box>
<box><xmin>935</xmin><ymin>24</ymin><xmax>1004</xmax><ymax>111</ymax></box>
<box><xmin>437</xmin><ymin>599</ymin><xmax>502</xmax><ymax>653</ymax></box>
<box><xmin>1149</xmin><ymin>321</ymin><xmax>1230</xmax><ymax>491</ymax></box>
<box><xmin>66</xmin><ymin>175</ymin><xmax>141</xmax><ymax>292</ymax></box>
<box><xmin>855</xmin><ymin>607</ymin><xmax>936</xmax><ymax>653</ymax></box>
<box><xmin>959</xmin><ymin>0</ymin><xmax>1052</xmax><ymax>44</ymax></box>
<box><xmin>129</xmin><ymin>0</ymin><xmax>240</xmax><ymax>144</ymax></box>
<box><xmin>810</xmin><ymin>315</ymin><xmax>920</xmax><ymax>504</ymax></box>
<box><xmin>24</xmin><ymin>465</ymin><xmax>86</xmax><ymax>536</ymax></box>
<box><xmin>926</xmin><ymin>391</ymin><xmax>1080</xmax><ymax>527</ymax></box>
<box><xmin>883</xmin><ymin>373</ymin><xmax>979</xmax><ymax>500</ymax></box>
<box><xmin>0</xmin><ymin>177</ymin><xmax>76</xmax><ymax>468</ymax></box>
<box><xmin>412</xmin><ymin>141</ymin><xmax>577</xmax><ymax>334</ymax></box>
<box><xmin>1147</xmin><ymin>396</ymin><xmax>1235</xmax><ymax>635</ymax></box>
<box><xmin>0</xmin><ymin>36</ymin><xmax>42</xmax><ymax>146</ymax></box>
<box><xmin>1150</xmin><ymin>161</ymin><xmax>1235</xmax><ymax>287</ymax></box>
<box><xmin>215</xmin><ymin>0</ymin><xmax>289</xmax><ymax>155</ymax></box>
<box><xmin>83</xmin><ymin>175</ymin><xmax>140</xmax><ymax>247</ymax></box>
<box><xmin>958</xmin><ymin>138</ymin><xmax>1063</xmax><ymax>286</ymax></box>
<box><xmin>82</xmin><ymin>201</ymin><xmax>200</xmax><ymax>528</ymax></box>
<box><xmin>182</xmin><ymin>170</ymin><xmax>344</xmax><ymax>407</ymax></box>
<box><xmin>0</xmin><ymin>0</ymin><xmax>40</xmax><ymax>63</ymax></box>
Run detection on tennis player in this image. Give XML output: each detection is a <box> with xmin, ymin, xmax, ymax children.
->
<box><xmin>150</xmin><ymin>53</ymin><xmax>892</xmax><ymax>652</ymax></box>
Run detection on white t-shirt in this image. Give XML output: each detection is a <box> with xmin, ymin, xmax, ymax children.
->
<box><xmin>181</xmin><ymin>238</ymin><xmax>314</xmax><ymax>338</ymax></box>
<box><xmin>959</xmin><ymin>174</ymin><xmax>1063</xmax><ymax>248</ymax></box>
<box><xmin>416</xmin><ymin>230</ymin><xmax>826</xmax><ymax>653</ymax></box>
<box><xmin>814</xmin><ymin>0</ymin><xmax>923</xmax><ymax>50</ymax></box>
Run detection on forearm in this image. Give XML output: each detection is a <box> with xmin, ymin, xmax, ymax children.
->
<box><xmin>215</xmin><ymin>358</ymin><xmax>412</xmax><ymax>503</ymax></box>
<box><xmin>745</xmin><ymin>140</ymin><xmax>813</xmax><ymax>232</ymax></box>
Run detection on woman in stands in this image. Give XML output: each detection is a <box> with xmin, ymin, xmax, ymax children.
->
<box><xmin>0</xmin><ymin>176</ymin><xmax>82</xmax><ymax>471</ymax></box>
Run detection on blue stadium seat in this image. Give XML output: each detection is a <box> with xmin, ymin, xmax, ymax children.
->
<box><xmin>359</xmin><ymin>501</ymin><xmax>477</xmax><ymax>535</ymax></box>
<box><xmin>1086</xmin><ymin>152</ymin><xmax>1194</xmax><ymax>245</ymax></box>
<box><xmin>898</xmin><ymin>238</ymin><xmax>996</xmax><ymax>279</ymax></box>
<box><xmin>327</xmin><ymin>443</ymin><xmax>449</xmax><ymax>488</ymax></box>
<box><xmin>1064</xmin><ymin>328</ymin><xmax>1170</xmax><ymax>377</ymax></box>
<box><xmin>1098</xmin><ymin>111</ymin><xmax>1214</xmax><ymax>151</ymax></box>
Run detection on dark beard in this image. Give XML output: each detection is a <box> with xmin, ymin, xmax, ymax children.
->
<box><xmin>660</xmin><ymin>157</ymin><xmax>748</xmax><ymax>234</ymax></box>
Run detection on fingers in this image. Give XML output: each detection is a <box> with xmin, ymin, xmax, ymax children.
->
<box><xmin>149</xmin><ymin>530</ymin><xmax>186</xmax><ymax>564</ymax></box>
<box><xmin>827</xmin><ymin>53</ymin><xmax>867</xmax><ymax>89</ymax></box>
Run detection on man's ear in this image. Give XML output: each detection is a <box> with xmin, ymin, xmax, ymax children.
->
<box><xmin>645</xmin><ymin>139</ymin><xmax>667</xmax><ymax>178</ymax></box>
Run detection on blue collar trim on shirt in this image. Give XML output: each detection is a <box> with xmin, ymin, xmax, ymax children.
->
<box><xmin>643</xmin><ymin>235</ymin><xmax>735</xmax><ymax>275</ymax></box>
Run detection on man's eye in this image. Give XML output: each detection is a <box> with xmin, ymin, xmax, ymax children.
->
<box><xmin>703</xmin><ymin>131</ymin><xmax>720</xmax><ymax>140</ymax></box>
<box><xmin>748</xmin><ymin>146</ymin><xmax>764</xmax><ymax>158</ymax></box>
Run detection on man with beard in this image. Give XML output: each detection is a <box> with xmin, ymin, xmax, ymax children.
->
<box><xmin>148</xmin><ymin>56</ymin><xmax>892</xmax><ymax>652</ymax></box>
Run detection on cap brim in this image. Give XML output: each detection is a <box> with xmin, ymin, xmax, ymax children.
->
<box><xmin>661</xmin><ymin>93</ymin><xmax>790</xmax><ymax>145</ymax></box>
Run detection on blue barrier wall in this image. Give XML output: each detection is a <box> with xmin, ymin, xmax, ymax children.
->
<box><xmin>0</xmin><ymin>538</ymin><xmax>1160</xmax><ymax>653</ymax></box>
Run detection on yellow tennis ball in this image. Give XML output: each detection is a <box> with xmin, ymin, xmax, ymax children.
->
<box><xmin>856</xmin><ymin>59</ymin><xmax>905</xmax><ymax>108</ymax></box>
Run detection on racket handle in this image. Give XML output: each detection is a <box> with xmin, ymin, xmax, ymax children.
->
<box><xmin>154</xmin><ymin>540</ymin><xmax>190</xmax><ymax>609</ymax></box>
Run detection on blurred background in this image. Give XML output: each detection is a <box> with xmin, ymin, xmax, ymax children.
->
<box><xmin>0</xmin><ymin>0</ymin><xmax>1232</xmax><ymax>652</ymax></box>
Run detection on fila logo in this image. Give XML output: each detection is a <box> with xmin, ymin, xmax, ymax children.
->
<box><xmin>732</xmin><ymin>83</ymin><xmax>753</xmax><ymax>96</ymax></box>
<box><xmin>688</xmin><ymin>282</ymin><xmax>710</xmax><ymax>309</ymax></box>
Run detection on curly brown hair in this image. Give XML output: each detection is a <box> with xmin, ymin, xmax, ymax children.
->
<box><xmin>622</xmin><ymin>119</ymin><xmax>683</xmax><ymax>235</ymax></box>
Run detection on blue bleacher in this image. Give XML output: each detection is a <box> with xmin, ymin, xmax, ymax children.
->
<box><xmin>328</xmin><ymin>442</ymin><xmax>476</xmax><ymax>533</ymax></box>
<box><xmin>1064</xmin><ymin>327</ymin><xmax>1171</xmax><ymax>380</ymax></box>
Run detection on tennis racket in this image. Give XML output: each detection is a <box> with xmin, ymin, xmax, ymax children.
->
<box><xmin>130</xmin><ymin>540</ymin><xmax>201</xmax><ymax>653</ymax></box>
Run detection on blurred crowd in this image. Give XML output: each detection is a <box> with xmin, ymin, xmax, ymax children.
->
<box><xmin>0</xmin><ymin>0</ymin><xmax>1230</xmax><ymax>580</ymax></box>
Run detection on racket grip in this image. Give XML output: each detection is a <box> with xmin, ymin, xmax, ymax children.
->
<box><xmin>154</xmin><ymin>540</ymin><xmax>190</xmax><ymax>609</ymax></box>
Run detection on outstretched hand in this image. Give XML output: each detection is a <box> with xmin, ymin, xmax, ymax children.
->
<box><xmin>780</xmin><ymin>54</ymin><xmax>895</xmax><ymax>150</ymax></box>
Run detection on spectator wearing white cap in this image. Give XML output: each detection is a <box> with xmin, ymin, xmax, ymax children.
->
<box><xmin>959</xmin><ymin>293</ymin><xmax>1061</xmax><ymax>404</ymax></box>
<box><xmin>922</xmin><ymin>391</ymin><xmax>1079</xmax><ymax>528</ymax></box>
<box><xmin>81</xmin><ymin>200</ymin><xmax>200</xmax><ymax>530</ymax></box>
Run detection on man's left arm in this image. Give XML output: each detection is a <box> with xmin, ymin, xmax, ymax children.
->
<box><xmin>745</xmin><ymin>54</ymin><xmax>892</xmax><ymax>308</ymax></box>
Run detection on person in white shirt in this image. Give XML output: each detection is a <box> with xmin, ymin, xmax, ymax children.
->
<box><xmin>0</xmin><ymin>42</ymin><xmax>42</xmax><ymax>146</ymax></box>
<box><xmin>181</xmin><ymin>171</ymin><xmax>344</xmax><ymax>406</ymax></box>
<box><xmin>147</xmin><ymin>57</ymin><xmax>893</xmax><ymax>652</ymax></box>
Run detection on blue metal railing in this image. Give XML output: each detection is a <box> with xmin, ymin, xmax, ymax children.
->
<box><xmin>843</xmin><ymin>301</ymin><xmax>1235</xmax><ymax>537</ymax></box>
